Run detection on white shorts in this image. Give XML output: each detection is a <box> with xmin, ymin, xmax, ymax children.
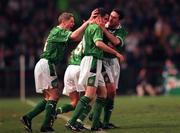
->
<box><xmin>63</xmin><ymin>65</ymin><xmax>85</xmax><ymax>96</ymax></box>
<box><xmin>34</xmin><ymin>59</ymin><xmax>58</xmax><ymax>93</ymax></box>
<box><xmin>78</xmin><ymin>56</ymin><xmax>105</xmax><ymax>88</ymax></box>
<box><xmin>103</xmin><ymin>58</ymin><xmax>120</xmax><ymax>89</ymax></box>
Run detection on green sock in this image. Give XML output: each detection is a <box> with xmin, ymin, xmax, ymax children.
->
<box><xmin>103</xmin><ymin>98</ymin><xmax>114</xmax><ymax>126</ymax></box>
<box><xmin>69</xmin><ymin>96</ymin><xmax>90</xmax><ymax>125</ymax></box>
<box><xmin>42</xmin><ymin>100</ymin><xmax>57</xmax><ymax>128</ymax></box>
<box><xmin>88</xmin><ymin>111</ymin><xmax>93</xmax><ymax>121</ymax></box>
<box><xmin>26</xmin><ymin>99</ymin><xmax>47</xmax><ymax>120</ymax></box>
<box><xmin>58</xmin><ymin>104</ymin><xmax>74</xmax><ymax>114</ymax></box>
<box><xmin>91</xmin><ymin>97</ymin><xmax>106</xmax><ymax>129</ymax></box>
<box><xmin>78</xmin><ymin>104</ymin><xmax>92</xmax><ymax>122</ymax></box>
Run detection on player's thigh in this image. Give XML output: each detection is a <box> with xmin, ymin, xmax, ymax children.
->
<box><xmin>97</xmin><ymin>85</ymin><xmax>107</xmax><ymax>98</ymax></box>
<box><xmin>103</xmin><ymin>60</ymin><xmax>114</xmax><ymax>84</ymax></box>
<box><xmin>106</xmin><ymin>82</ymin><xmax>116</xmax><ymax>93</ymax></box>
<box><xmin>85</xmin><ymin>86</ymin><xmax>97</xmax><ymax>99</ymax></box>
<box><xmin>35</xmin><ymin>59</ymin><xmax>58</xmax><ymax>94</ymax></box>
<box><xmin>47</xmin><ymin>88</ymin><xmax>60</xmax><ymax>101</ymax></box>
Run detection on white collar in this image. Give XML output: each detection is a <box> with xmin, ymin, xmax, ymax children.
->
<box><xmin>105</xmin><ymin>22</ymin><xmax>121</xmax><ymax>29</ymax></box>
<box><xmin>57</xmin><ymin>26</ymin><xmax>62</xmax><ymax>29</ymax></box>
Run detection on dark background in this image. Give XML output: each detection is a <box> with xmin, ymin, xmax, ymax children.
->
<box><xmin>0</xmin><ymin>0</ymin><xmax>179</xmax><ymax>97</ymax></box>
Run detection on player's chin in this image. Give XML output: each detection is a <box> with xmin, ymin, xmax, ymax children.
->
<box><xmin>70</xmin><ymin>25</ymin><xmax>74</xmax><ymax>29</ymax></box>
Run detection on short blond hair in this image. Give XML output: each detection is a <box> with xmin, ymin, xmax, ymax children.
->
<box><xmin>58</xmin><ymin>12</ymin><xmax>74</xmax><ymax>24</ymax></box>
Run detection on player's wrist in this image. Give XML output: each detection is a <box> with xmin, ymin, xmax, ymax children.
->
<box><xmin>115</xmin><ymin>51</ymin><xmax>119</xmax><ymax>56</ymax></box>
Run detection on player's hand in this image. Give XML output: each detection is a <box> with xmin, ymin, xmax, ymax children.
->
<box><xmin>89</xmin><ymin>8</ymin><xmax>99</xmax><ymax>20</ymax></box>
<box><xmin>116</xmin><ymin>53</ymin><xmax>125</xmax><ymax>63</ymax></box>
<box><xmin>82</xmin><ymin>9</ymin><xmax>97</xmax><ymax>24</ymax></box>
<box><xmin>87</xmin><ymin>8</ymin><xmax>99</xmax><ymax>24</ymax></box>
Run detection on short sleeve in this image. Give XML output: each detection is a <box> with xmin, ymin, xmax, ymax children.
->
<box><xmin>56</xmin><ymin>29</ymin><xmax>72</xmax><ymax>42</ymax></box>
<box><xmin>116</xmin><ymin>28</ymin><xmax>128</xmax><ymax>46</ymax></box>
<box><xmin>48</xmin><ymin>27</ymin><xmax>72</xmax><ymax>43</ymax></box>
<box><xmin>93</xmin><ymin>26</ymin><xmax>103</xmax><ymax>43</ymax></box>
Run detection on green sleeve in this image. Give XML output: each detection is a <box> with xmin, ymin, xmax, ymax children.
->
<box><xmin>48</xmin><ymin>27</ymin><xmax>72</xmax><ymax>43</ymax></box>
<box><xmin>93</xmin><ymin>26</ymin><xmax>103</xmax><ymax>43</ymax></box>
<box><xmin>116</xmin><ymin>28</ymin><xmax>128</xmax><ymax>46</ymax></box>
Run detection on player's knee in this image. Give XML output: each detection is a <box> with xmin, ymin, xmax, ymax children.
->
<box><xmin>71</xmin><ymin>99</ymin><xmax>78</xmax><ymax>107</ymax></box>
<box><xmin>97</xmin><ymin>86</ymin><xmax>107</xmax><ymax>98</ymax></box>
<box><xmin>85</xmin><ymin>89</ymin><xmax>97</xmax><ymax>100</ymax></box>
<box><xmin>107</xmin><ymin>91</ymin><xmax>116</xmax><ymax>99</ymax></box>
<box><xmin>49</xmin><ymin>94</ymin><xmax>60</xmax><ymax>101</ymax></box>
<box><xmin>98</xmin><ymin>91</ymin><xmax>107</xmax><ymax>98</ymax></box>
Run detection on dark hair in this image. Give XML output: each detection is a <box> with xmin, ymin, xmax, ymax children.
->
<box><xmin>97</xmin><ymin>7</ymin><xmax>108</xmax><ymax>17</ymax></box>
<box><xmin>58</xmin><ymin>12</ymin><xmax>74</xmax><ymax>23</ymax></box>
<box><xmin>112</xmin><ymin>8</ymin><xmax>125</xmax><ymax>20</ymax></box>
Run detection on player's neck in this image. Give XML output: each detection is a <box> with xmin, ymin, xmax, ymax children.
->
<box><xmin>58</xmin><ymin>24</ymin><xmax>70</xmax><ymax>30</ymax></box>
<box><xmin>109</xmin><ymin>23</ymin><xmax>121</xmax><ymax>30</ymax></box>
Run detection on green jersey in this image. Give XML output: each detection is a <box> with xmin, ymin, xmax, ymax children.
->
<box><xmin>69</xmin><ymin>41</ymin><xmax>84</xmax><ymax>65</ymax></box>
<box><xmin>41</xmin><ymin>26</ymin><xmax>72</xmax><ymax>64</ymax></box>
<box><xmin>104</xmin><ymin>24</ymin><xmax>128</xmax><ymax>58</ymax></box>
<box><xmin>83</xmin><ymin>24</ymin><xmax>104</xmax><ymax>59</ymax></box>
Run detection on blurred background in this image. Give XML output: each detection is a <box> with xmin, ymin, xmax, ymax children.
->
<box><xmin>0</xmin><ymin>0</ymin><xmax>180</xmax><ymax>97</ymax></box>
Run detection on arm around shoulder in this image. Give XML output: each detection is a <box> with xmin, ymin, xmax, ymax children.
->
<box><xmin>70</xmin><ymin>21</ymin><xmax>89</xmax><ymax>41</ymax></box>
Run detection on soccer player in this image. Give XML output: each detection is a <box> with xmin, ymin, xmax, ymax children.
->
<box><xmin>69</xmin><ymin>12</ymin><xmax>110</xmax><ymax>130</ymax></box>
<box><xmin>20</xmin><ymin>11</ymin><xmax>97</xmax><ymax>132</ymax></box>
<box><xmin>56</xmin><ymin>41</ymin><xmax>85</xmax><ymax>115</ymax></box>
<box><xmin>99</xmin><ymin>8</ymin><xmax>128</xmax><ymax>129</ymax></box>
<box><xmin>56</xmin><ymin>41</ymin><xmax>97</xmax><ymax>131</ymax></box>
<box><xmin>65</xmin><ymin>8</ymin><xmax>124</xmax><ymax>131</ymax></box>
<box><xmin>55</xmin><ymin>41</ymin><xmax>91</xmax><ymax>130</ymax></box>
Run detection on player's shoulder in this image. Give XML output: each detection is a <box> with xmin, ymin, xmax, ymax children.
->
<box><xmin>117</xmin><ymin>27</ymin><xmax>128</xmax><ymax>36</ymax></box>
<box><xmin>86</xmin><ymin>24</ymin><xmax>101</xmax><ymax>34</ymax></box>
<box><xmin>50</xmin><ymin>26</ymin><xmax>71</xmax><ymax>37</ymax></box>
<box><xmin>88</xmin><ymin>23</ymin><xmax>100</xmax><ymax>29</ymax></box>
<box><xmin>51</xmin><ymin>26</ymin><xmax>60</xmax><ymax>32</ymax></box>
<box><xmin>120</xmin><ymin>26</ymin><xmax>128</xmax><ymax>32</ymax></box>
<box><xmin>48</xmin><ymin>27</ymin><xmax>60</xmax><ymax>37</ymax></box>
<box><xmin>51</xmin><ymin>26</ymin><xmax>69</xmax><ymax>33</ymax></box>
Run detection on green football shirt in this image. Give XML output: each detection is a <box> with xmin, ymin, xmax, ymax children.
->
<box><xmin>69</xmin><ymin>41</ymin><xmax>84</xmax><ymax>65</ymax></box>
<box><xmin>41</xmin><ymin>26</ymin><xmax>72</xmax><ymax>64</ymax></box>
<box><xmin>83</xmin><ymin>24</ymin><xmax>104</xmax><ymax>59</ymax></box>
<box><xmin>104</xmin><ymin>25</ymin><xmax>128</xmax><ymax>58</ymax></box>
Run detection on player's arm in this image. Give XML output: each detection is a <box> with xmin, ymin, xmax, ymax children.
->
<box><xmin>70</xmin><ymin>21</ymin><xmax>89</xmax><ymax>41</ymax></box>
<box><xmin>70</xmin><ymin>9</ymin><xmax>98</xmax><ymax>41</ymax></box>
<box><xmin>100</xmin><ymin>26</ymin><xmax>121</xmax><ymax>46</ymax></box>
<box><xmin>96</xmin><ymin>40</ymin><xmax>124</xmax><ymax>62</ymax></box>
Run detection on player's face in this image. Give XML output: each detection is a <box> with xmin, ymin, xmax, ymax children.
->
<box><xmin>65</xmin><ymin>17</ymin><xmax>75</xmax><ymax>30</ymax></box>
<box><xmin>100</xmin><ymin>14</ymin><xmax>109</xmax><ymax>27</ymax></box>
<box><xmin>109</xmin><ymin>11</ymin><xmax>120</xmax><ymax>28</ymax></box>
<box><xmin>104</xmin><ymin>14</ymin><xmax>109</xmax><ymax>24</ymax></box>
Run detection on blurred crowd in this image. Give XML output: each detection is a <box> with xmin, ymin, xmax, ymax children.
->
<box><xmin>0</xmin><ymin>0</ymin><xmax>179</xmax><ymax>95</ymax></box>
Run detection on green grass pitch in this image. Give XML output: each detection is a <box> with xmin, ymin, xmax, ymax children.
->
<box><xmin>0</xmin><ymin>96</ymin><xmax>180</xmax><ymax>133</ymax></box>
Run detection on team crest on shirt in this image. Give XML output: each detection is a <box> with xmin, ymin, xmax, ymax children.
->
<box><xmin>104</xmin><ymin>73</ymin><xmax>110</xmax><ymax>83</ymax></box>
<box><xmin>90</xmin><ymin>29</ymin><xmax>94</xmax><ymax>34</ymax></box>
<box><xmin>87</xmin><ymin>76</ymin><xmax>96</xmax><ymax>86</ymax></box>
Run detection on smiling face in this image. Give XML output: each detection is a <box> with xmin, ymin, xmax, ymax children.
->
<box><xmin>95</xmin><ymin>13</ymin><xmax>109</xmax><ymax>27</ymax></box>
<box><xmin>104</xmin><ymin>14</ymin><xmax>109</xmax><ymax>24</ymax></box>
<box><xmin>63</xmin><ymin>17</ymin><xmax>75</xmax><ymax>30</ymax></box>
<box><xmin>109</xmin><ymin>11</ymin><xmax>120</xmax><ymax>28</ymax></box>
<box><xmin>93</xmin><ymin>7</ymin><xmax>109</xmax><ymax>27</ymax></box>
<box><xmin>101</xmin><ymin>14</ymin><xmax>109</xmax><ymax>27</ymax></box>
<box><xmin>58</xmin><ymin>12</ymin><xmax>75</xmax><ymax>30</ymax></box>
